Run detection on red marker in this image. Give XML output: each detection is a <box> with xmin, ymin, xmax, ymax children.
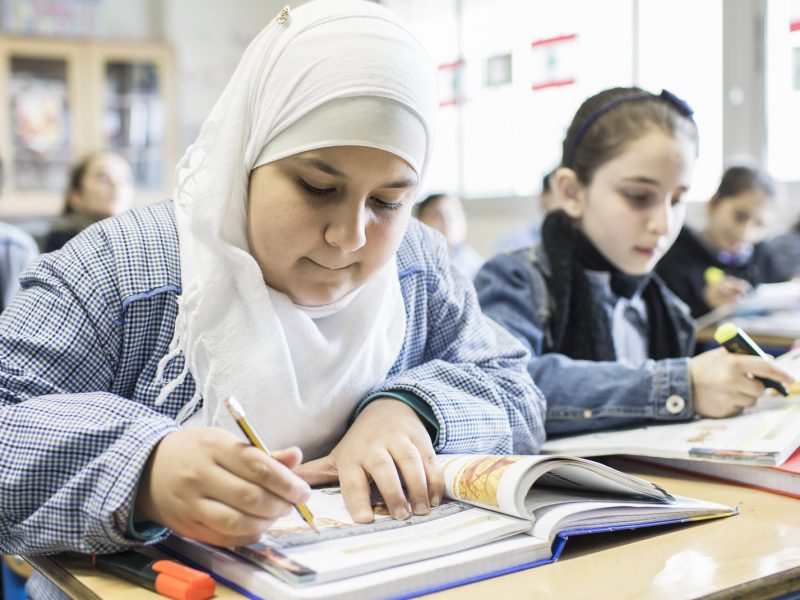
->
<box><xmin>92</xmin><ymin>551</ymin><xmax>215</xmax><ymax>600</ymax></box>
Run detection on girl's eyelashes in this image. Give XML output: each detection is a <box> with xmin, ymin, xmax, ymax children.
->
<box><xmin>623</xmin><ymin>191</ymin><xmax>654</xmax><ymax>207</ymax></box>
<box><xmin>298</xmin><ymin>178</ymin><xmax>335</xmax><ymax>196</ymax></box>
<box><xmin>372</xmin><ymin>197</ymin><xmax>403</xmax><ymax>211</ymax></box>
<box><xmin>621</xmin><ymin>190</ymin><xmax>685</xmax><ymax>208</ymax></box>
<box><xmin>297</xmin><ymin>178</ymin><xmax>403</xmax><ymax>211</ymax></box>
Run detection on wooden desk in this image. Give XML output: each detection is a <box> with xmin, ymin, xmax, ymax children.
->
<box><xmin>695</xmin><ymin>325</ymin><xmax>796</xmax><ymax>351</ymax></box>
<box><xmin>26</xmin><ymin>465</ymin><xmax>800</xmax><ymax>600</ymax></box>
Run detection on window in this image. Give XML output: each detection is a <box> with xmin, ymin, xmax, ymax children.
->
<box><xmin>766</xmin><ymin>0</ymin><xmax>800</xmax><ymax>182</ymax></box>
<box><xmin>384</xmin><ymin>0</ymin><xmax>722</xmax><ymax>201</ymax></box>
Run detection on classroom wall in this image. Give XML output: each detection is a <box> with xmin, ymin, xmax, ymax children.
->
<box><xmin>159</xmin><ymin>0</ymin><xmax>281</xmax><ymax>151</ymax></box>
<box><xmin>4</xmin><ymin>0</ymin><xmax>797</xmax><ymax>256</ymax></box>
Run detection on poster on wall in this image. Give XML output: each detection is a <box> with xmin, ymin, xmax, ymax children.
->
<box><xmin>438</xmin><ymin>59</ymin><xmax>464</xmax><ymax>107</ymax></box>
<box><xmin>793</xmin><ymin>20</ymin><xmax>800</xmax><ymax>90</ymax></box>
<box><xmin>10</xmin><ymin>62</ymin><xmax>71</xmax><ymax>191</ymax></box>
<box><xmin>530</xmin><ymin>33</ymin><xmax>578</xmax><ymax>91</ymax></box>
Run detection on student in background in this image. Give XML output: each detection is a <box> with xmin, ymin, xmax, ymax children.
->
<box><xmin>764</xmin><ymin>216</ymin><xmax>800</xmax><ymax>281</ymax></box>
<box><xmin>415</xmin><ymin>192</ymin><xmax>484</xmax><ymax>279</ymax></box>
<box><xmin>475</xmin><ymin>87</ymin><xmax>794</xmax><ymax>437</ymax></box>
<box><xmin>0</xmin><ymin>156</ymin><xmax>38</xmax><ymax>311</ymax></box>
<box><xmin>493</xmin><ymin>168</ymin><xmax>560</xmax><ymax>254</ymax></box>
<box><xmin>656</xmin><ymin>165</ymin><xmax>783</xmax><ymax>318</ymax></box>
<box><xmin>44</xmin><ymin>150</ymin><xmax>134</xmax><ymax>252</ymax></box>
<box><xmin>0</xmin><ymin>5</ymin><xmax>545</xmax><ymax>598</ymax></box>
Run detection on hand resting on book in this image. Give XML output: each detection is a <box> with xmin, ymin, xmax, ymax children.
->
<box><xmin>294</xmin><ymin>398</ymin><xmax>445</xmax><ymax>524</ymax></box>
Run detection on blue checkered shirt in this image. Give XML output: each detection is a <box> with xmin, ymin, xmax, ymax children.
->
<box><xmin>0</xmin><ymin>201</ymin><xmax>545</xmax><ymax>561</ymax></box>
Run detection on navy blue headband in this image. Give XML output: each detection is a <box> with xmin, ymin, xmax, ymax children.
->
<box><xmin>564</xmin><ymin>89</ymin><xmax>694</xmax><ymax>169</ymax></box>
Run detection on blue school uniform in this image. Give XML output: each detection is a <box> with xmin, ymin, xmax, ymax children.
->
<box><xmin>0</xmin><ymin>202</ymin><xmax>545</xmax><ymax>566</ymax></box>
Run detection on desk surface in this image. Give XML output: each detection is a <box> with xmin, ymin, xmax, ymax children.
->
<box><xmin>695</xmin><ymin>325</ymin><xmax>796</xmax><ymax>351</ymax></box>
<box><xmin>27</xmin><ymin>463</ymin><xmax>800</xmax><ymax>600</ymax></box>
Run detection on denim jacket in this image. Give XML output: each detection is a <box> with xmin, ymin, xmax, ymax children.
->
<box><xmin>475</xmin><ymin>244</ymin><xmax>697</xmax><ymax>436</ymax></box>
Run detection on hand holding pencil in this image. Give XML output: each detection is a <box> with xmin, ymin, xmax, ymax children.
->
<box><xmin>224</xmin><ymin>396</ymin><xmax>318</xmax><ymax>532</ymax></box>
<box><xmin>133</xmin><ymin>420</ymin><xmax>312</xmax><ymax>547</ymax></box>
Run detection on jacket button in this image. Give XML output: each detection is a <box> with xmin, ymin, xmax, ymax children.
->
<box><xmin>666</xmin><ymin>395</ymin><xmax>686</xmax><ymax>414</ymax></box>
<box><xmin>582</xmin><ymin>409</ymin><xmax>593</xmax><ymax>419</ymax></box>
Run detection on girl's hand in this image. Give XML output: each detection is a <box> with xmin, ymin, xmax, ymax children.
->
<box><xmin>702</xmin><ymin>276</ymin><xmax>751</xmax><ymax>309</ymax></box>
<box><xmin>690</xmin><ymin>347</ymin><xmax>795</xmax><ymax>418</ymax></box>
<box><xmin>294</xmin><ymin>399</ymin><xmax>444</xmax><ymax>523</ymax></box>
<box><xmin>134</xmin><ymin>428</ymin><xmax>311</xmax><ymax>546</ymax></box>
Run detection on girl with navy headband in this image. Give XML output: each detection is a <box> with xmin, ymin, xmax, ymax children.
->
<box><xmin>0</xmin><ymin>3</ymin><xmax>546</xmax><ymax>593</ymax></box>
<box><xmin>475</xmin><ymin>86</ymin><xmax>794</xmax><ymax>436</ymax></box>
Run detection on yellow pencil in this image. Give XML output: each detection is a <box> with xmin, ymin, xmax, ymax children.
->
<box><xmin>223</xmin><ymin>396</ymin><xmax>319</xmax><ymax>533</ymax></box>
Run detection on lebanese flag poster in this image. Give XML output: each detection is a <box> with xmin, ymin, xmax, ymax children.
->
<box><xmin>437</xmin><ymin>59</ymin><xmax>464</xmax><ymax>107</ymax></box>
<box><xmin>530</xmin><ymin>33</ymin><xmax>578</xmax><ymax>91</ymax></box>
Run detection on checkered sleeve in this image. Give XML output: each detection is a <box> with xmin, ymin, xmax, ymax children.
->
<box><xmin>372</xmin><ymin>228</ymin><xmax>546</xmax><ymax>455</ymax></box>
<box><xmin>0</xmin><ymin>231</ymin><xmax>179</xmax><ymax>555</ymax></box>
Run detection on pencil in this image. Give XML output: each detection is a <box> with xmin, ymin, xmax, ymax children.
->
<box><xmin>223</xmin><ymin>396</ymin><xmax>319</xmax><ymax>533</ymax></box>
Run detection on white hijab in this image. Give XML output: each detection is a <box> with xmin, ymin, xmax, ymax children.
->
<box><xmin>156</xmin><ymin>0</ymin><xmax>437</xmax><ymax>460</ymax></box>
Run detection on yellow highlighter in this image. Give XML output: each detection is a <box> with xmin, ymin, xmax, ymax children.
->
<box><xmin>704</xmin><ymin>266</ymin><xmax>726</xmax><ymax>285</ymax></box>
<box><xmin>714</xmin><ymin>322</ymin><xmax>789</xmax><ymax>396</ymax></box>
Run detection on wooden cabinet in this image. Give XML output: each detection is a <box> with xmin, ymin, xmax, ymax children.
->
<box><xmin>0</xmin><ymin>36</ymin><xmax>176</xmax><ymax>217</ymax></box>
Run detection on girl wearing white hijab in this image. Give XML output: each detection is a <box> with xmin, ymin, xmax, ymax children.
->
<box><xmin>0</xmin><ymin>0</ymin><xmax>545</xmax><ymax>574</ymax></box>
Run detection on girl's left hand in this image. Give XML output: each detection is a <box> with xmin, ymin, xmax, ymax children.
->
<box><xmin>294</xmin><ymin>398</ymin><xmax>444</xmax><ymax>523</ymax></box>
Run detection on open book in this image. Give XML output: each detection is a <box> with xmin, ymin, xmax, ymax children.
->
<box><xmin>160</xmin><ymin>454</ymin><xmax>734</xmax><ymax>600</ymax></box>
<box><xmin>696</xmin><ymin>281</ymin><xmax>800</xmax><ymax>331</ymax></box>
<box><xmin>542</xmin><ymin>395</ymin><xmax>800</xmax><ymax>466</ymax></box>
<box><xmin>542</xmin><ymin>349</ymin><xmax>800</xmax><ymax>467</ymax></box>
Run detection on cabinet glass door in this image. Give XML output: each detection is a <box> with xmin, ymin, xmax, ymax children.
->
<box><xmin>103</xmin><ymin>61</ymin><xmax>164</xmax><ymax>190</ymax></box>
<box><xmin>9</xmin><ymin>56</ymin><xmax>71</xmax><ymax>192</ymax></box>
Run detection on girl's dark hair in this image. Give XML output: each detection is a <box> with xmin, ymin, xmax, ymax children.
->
<box><xmin>709</xmin><ymin>165</ymin><xmax>775</xmax><ymax>208</ymax></box>
<box><xmin>63</xmin><ymin>152</ymin><xmax>103</xmax><ymax>215</ymax></box>
<box><xmin>561</xmin><ymin>86</ymin><xmax>699</xmax><ymax>185</ymax></box>
<box><xmin>415</xmin><ymin>193</ymin><xmax>448</xmax><ymax>218</ymax></box>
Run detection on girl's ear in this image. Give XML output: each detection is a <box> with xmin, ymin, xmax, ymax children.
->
<box><xmin>553</xmin><ymin>167</ymin><xmax>584</xmax><ymax>219</ymax></box>
<box><xmin>706</xmin><ymin>196</ymin><xmax>717</xmax><ymax>218</ymax></box>
<box><xmin>67</xmin><ymin>191</ymin><xmax>82</xmax><ymax>212</ymax></box>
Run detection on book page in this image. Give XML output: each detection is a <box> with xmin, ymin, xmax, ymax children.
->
<box><xmin>542</xmin><ymin>370</ymin><xmax>800</xmax><ymax>467</ymax></box>
<box><xmin>437</xmin><ymin>454</ymin><xmax>559</xmax><ymax>518</ymax></box>
<box><xmin>437</xmin><ymin>454</ymin><xmax>672</xmax><ymax>520</ymax></box>
<box><xmin>232</xmin><ymin>485</ymin><xmax>529</xmax><ymax>585</ymax></box>
<box><xmin>732</xmin><ymin>281</ymin><xmax>800</xmax><ymax>316</ymax></box>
